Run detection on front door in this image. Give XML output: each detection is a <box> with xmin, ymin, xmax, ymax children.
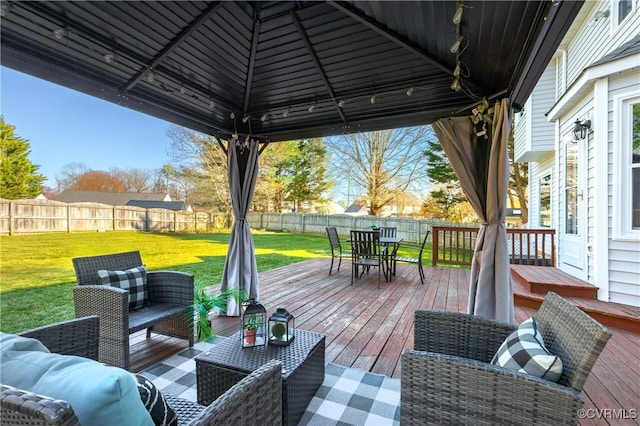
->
<box><xmin>561</xmin><ymin>134</ymin><xmax>587</xmax><ymax>277</ymax></box>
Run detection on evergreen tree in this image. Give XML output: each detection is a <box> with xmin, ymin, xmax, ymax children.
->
<box><xmin>0</xmin><ymin>117</ymin><xmax>45</xmax><ymax>199</ymax></box>
<box><xmin>285</xmin><ymin>138</ymin><xmax>333</xmax><ymax>211</ymax></box>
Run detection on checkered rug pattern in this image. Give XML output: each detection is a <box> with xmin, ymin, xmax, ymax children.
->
<box><xmin>140</xmin><ymin>339</ymin><xmax>401</xmax><ymax>426</ymax></box>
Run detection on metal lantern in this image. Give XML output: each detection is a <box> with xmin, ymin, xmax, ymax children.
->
<box><xmin>240</xmin><ymin>298</ymin><xmax>267</xmax><ymax>348</ymax></box>
<box><xmin>268</xmin><ymin>308</ymin><xmax>295</xmax><ymax>346</ymax></box>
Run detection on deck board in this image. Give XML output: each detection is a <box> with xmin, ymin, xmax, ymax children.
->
<box><xmin>131</xmin><ymin>258</ymin><xmax>639</xmax><ymax>425</ymax></box>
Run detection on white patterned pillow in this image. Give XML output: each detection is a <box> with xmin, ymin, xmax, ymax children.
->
<box><xmin>134</xmin><ymin>373</ymin><xmax>178</xmax><ymax>426</ymax></box>
<box><xmin>98</xmin><ymin>266</ymin><xmax>148</xmax><ymax>310</ymax></box>
<box><xmin>491</xmin><ymin>317</ymin><xmax>563</xmax><ymax>382</ymax></box>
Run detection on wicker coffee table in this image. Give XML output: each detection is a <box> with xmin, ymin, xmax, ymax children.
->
<box><xmin>196</xmin><ymin>329</ymin><xmax>325</xmax><ymax>426</ymax></box>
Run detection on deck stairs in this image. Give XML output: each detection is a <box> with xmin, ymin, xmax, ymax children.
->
<box><xmin>511</xmin><ymin>265</ymin><xmax>640</xmax><ymax>334</ymax></box>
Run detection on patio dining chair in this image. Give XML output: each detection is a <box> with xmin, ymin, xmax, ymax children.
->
<box><xmin>326</xmin><ymin>226</ymin><xmax>350</xmax><ymax>275</ymax></box>
<box><xmin>401</xmin><ymin>292</ymin><xmax>611</xmax><ymax>425</ymax></box>
<box><xmin>350</xmin><ymin>230</ymin><xmax>383</xmax><ymax>288</ymax></box>
<box><xmin>395</xmin><ymin>230</ymin><xmax>430</xmax><ymax>284</ymax></box>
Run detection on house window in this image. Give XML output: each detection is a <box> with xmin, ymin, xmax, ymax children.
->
<box><xmin>539</xmin><ymin>174</ymin><xmax>551</xmax><ymax>227</ymax></box>
<box><xmin>614</xmin><ymin>92</ymin><xmax>640</xmax><ymax>239</ymax></box>
<box><xmin>565</xmin><ymin>141</ymin><xmax>578</xmax><ymax>235</ymax></box>
<box><xmin>618</xmin><ymin>0</ymin><xmax>633</xmax><ymax>24</ymax></box>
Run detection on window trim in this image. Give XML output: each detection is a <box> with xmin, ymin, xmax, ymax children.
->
<box><xmin>538</xmin><ymin>171</ymin><xmax>552</xmax><ymax>228</ymax></box>
<box><xmin>612</xmin><ymin>0</ymin><xmax>635</xmax><ymax>30</ymax></box>
<box><xmin>613</xmin><ymin>91</ymin><xmax>640</xmax><ymax>241</ymax></box>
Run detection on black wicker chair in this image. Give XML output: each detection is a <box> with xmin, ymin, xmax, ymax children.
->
<box><xmin>72</xmin><ymin>251</ymin><xmax>194</xmax><ymax>370</ymax></box>
<box><xmin>1</xmin><ymin>317</ymin><xmax>283</xmax><ymax>426</ymax></box>
<box><xmin>401</xmin><ymin>292</ymin><xmax>611</xmax><ymax>425</ymax></box>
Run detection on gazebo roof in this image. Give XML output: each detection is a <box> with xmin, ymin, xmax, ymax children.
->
<box><xmin>1</xmin><ymin>1</ymin><xmax>582</xmax><ymax>142</ymax></box>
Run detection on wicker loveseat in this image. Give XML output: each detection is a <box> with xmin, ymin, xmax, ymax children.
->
<box><xmin>1</xmin><ymin>316</ymin><xmax>283</xmax><ymax>426</ymax></box>
<box><xmin>401</xmin><ymin>292</ymin><xmax>611</xmax><ymax>425</ymax></box>
<box><xmin>72</xmin><ymin>251</ymin><xmax>194</xmax><ymax>370</ymax></box>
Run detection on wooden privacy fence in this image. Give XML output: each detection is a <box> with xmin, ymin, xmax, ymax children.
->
<box><xmin>246</xmin><ymin>212</ymin><xmax>449</xmax><ymax>244</ymax></box>
<box><xmin>431</xmin><ymin>226</ymin><xmax>556</xmax><ymax>267</ymax></box>
<box><xmin>0</xmin><ymin>199</ymin><xmax>229</xmax><ymax>235</ymax></box>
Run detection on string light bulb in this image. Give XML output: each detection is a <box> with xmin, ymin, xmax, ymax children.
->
<box><xmin>453</xmin><ymin>62</ymin><xmax>462</xmax><ymax>77</ymax></box>
<box><xmin>230</xmin><ymin>112</ymin><xmax>236</xmax><ymax>119</ymax></box>
<box><xmin>406</xmin><ymin>87</ymin><xmax>414</xmax><ymax>96</ymax></box>
<box><xmin>308</xmin><ymin>103</ymin><xmax>316</xmax><ymax>113</ymax></box>
<box><xmin>450</xmin><ymin>78</ymin><xmax>461</xmax><ymax>92</ymax></box>
<box><xmin>450</xmin><ymin>35</ymin><xmax>464</xmax><ymax>54</ymax></box>
<box><xmin>338</xmin><ymin>99</ymin><xmax>346</xmax><ymax>107</ymax></box>
<box><xmin>146</xmin><ymin>71</ymin><xmax>155</xmax><ymax>83</ymax></box>
<box><xmin>283</xmin><ymin>107</ymin><xmax>290</xmax><ymax>118</ymax></box>
<box><xmin>452</xmin><ymin>2</ymin><xmax>464</xmax><ymax>25</ymax></box>
<box><xmin>104</xmin><ymin>53</ymin><xmax>116</xmax><ymax>63</ymax></box>
<box><xmin>242</xmin><ymin>115</ymin><xmax>250</xmax><ymax>123</ymax></box>
<box><xmin>53</xmin><ymin>28</ymin><xmax>67</xmax><ymax>40</ymax></box>
<box><xmin>209</xmin><ymin>99</ymin><xmax>215</xmax><ymax>108</ymax></box>
<box><xmin>260</xmin><ymin>112</ymin><xmax>268</xmax><ymax>121</ymax></box>
<box><xmin>370</xmin><ymin>94</ymin><xmax>377</xmax><ymax>104</ymax></box>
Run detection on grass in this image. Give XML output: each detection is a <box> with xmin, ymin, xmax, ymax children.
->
<box><xmin>0</xmin><ymin>231</ymin><xmax>330</xmax><ymax>333</ymax></box>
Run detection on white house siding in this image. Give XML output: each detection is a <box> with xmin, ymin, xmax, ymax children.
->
<box><xmin>517</xmin><ymin>1</ymin><xmax>640</xmax><ymax>307</ymax></box>
<box><xmin>606</xmin><ymin>72</ymin><xmax>640</xmax><ymax>306</ymax></box>
<box><xmin>514</xmin><ymin>64</ymin><xmax>556</xmax><ymax>163</ymax></box>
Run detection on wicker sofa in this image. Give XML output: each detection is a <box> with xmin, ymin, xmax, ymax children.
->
<box><xmin>1</xmin><ymin>316</ymin><xmax>283</xmax><ymax>426</ymax></box>
<box><xmin>72</xmin><ymin>251</ymin><xmax>194</xmax><ymax>370</ymax></box>
<box><xmin>401</xmin><ymin>292</ymin><xmax>611</xmax><ymax>425</ymax></box>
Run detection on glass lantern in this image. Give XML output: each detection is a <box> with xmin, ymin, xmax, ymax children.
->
<box><xmin>268</xmin><ymin>308</ymin><xmax>295</xmax><ymax>346</ymax></box>
<box><xmin>240</xmin><ymin>298</ymin><xmax>266</xmax><ymax>348</ymax></box>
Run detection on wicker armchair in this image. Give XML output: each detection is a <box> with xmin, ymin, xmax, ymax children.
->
<box><xmin>72</xmin><ymin>251</ymin><xmax>194</xmax><ymax>370</ymax></box>
<box><xmin>1</xmin><ymin>317</ymin><xmax>283</xmax><ymax>426</ymax></box>
<box><xmin>401</xmin><ymin>292</ymin><xmax>611</xmax><ymax>425</ymax></box>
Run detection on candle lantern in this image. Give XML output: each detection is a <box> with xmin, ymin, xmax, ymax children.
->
<box><xmin>240</xmin><ymin>298</ymin><xmax>266</xmax><ymax>348</ymax></box>
<box><xmin>268</xmin><ymin>308</ymin><xmax>295</xmax><ymax>346</ymax></box>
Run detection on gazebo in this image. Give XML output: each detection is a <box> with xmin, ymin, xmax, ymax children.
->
<box><xmin>0</xmin><ymin>1</ymin><xmax>583</xmax><ymax>319</ymax></box>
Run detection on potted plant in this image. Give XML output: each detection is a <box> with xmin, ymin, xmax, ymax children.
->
<box><xmin>192</xmin><ymin>282</ymin><xmax>244</xmax><ymax>340</ymax></box>
<box><xmin>244</xmin><ymin>314</ymin><xmax>261</xmax><ymax>344</ymax></box>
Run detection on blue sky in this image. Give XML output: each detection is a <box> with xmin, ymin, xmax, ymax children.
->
<box><xmin>1</xmin><ymin>67</ymin><xmax>175</xmax><ymax>187</ymax></box>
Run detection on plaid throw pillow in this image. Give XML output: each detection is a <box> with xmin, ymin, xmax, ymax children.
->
<box><xmin>98</xmin><ymin>266</ymin><xmax>148</xmax><ymax>310</ymax></box>
<box><xmin>134</xmin><ymin>373</ymin><xmax>178</xmax><ymax>426</ymax></box>
<box><xmin>491</xmin><ymin>317</ymin><xmax>563</xmax><ymax>382</ymax></box>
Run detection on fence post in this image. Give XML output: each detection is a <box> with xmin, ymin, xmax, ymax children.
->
<box><xmin>67</xmin><ymin>204</ymin><xmax>71</xmax><ymax>233</ymax></box>
<box><xmin>8</xmin><ymin>201</ymin><xmax>13</xmax><ymax>236</ymax></box>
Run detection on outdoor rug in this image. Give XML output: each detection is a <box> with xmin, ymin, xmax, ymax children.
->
<box><xmin>140</xmin><ymin>340</ymin><xmax>400</xmax><ymax>426</ymax></box>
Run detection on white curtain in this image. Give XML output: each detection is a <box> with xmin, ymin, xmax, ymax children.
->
<box><xmin>220</xmin><ymin>140</ymin><xmax>260</xmax><ymax>316</ymax></box>
<box><xmin>432</xmin><ymin>99</ymin><xmax>514</xmax><ymax>323</ymax></box>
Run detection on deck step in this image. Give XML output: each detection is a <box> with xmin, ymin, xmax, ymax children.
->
<box><xmin>511</xmin><ymin>265</ymin><xmax>598</xmax><ymax>299</ymax></box>
<box><xmin>512</xmin><ymin>268</ymin><xmax>640</xmax><ymax>334</ymax></box>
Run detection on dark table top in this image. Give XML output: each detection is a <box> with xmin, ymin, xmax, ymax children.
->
<box><xmin>196</xmin><ymin>329</ymin><xmax>325</xmax><ymax>378</ymax></box>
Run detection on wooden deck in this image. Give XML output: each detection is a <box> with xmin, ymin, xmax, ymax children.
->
<box><xmin>131</xmin><ymin>259</ymin><xmax>639</xmax><ymax>425</ymax></box>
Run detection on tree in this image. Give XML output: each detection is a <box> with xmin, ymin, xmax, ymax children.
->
<box><xmin>56</xmin><ymin>162</ymin><xmax>89</xmax><ymax>192</ymax></box>
<box><xmin>326</xmin><ymin>127</ymin><xmax>432</xmax><ymax>215</ymax></box>
<box><xmin>284</xmin><ymin>138</ymin><xmax>333</xmax><ymax>211</ymax></box>
<box><xmin>69</xmin><ymin>170</ymin><xmax>127</xmax><ymax>192</ymax></box>
<box><xmin>110</xmin><ymin>167</ymin><xmax>155</xmax><ymax>192</ymax></box>
<box><xmin>508</xmin><ymin>132</ymin><xmax>529</xmax><ymax>223</ymax></box>
<box><xmin>424</xmin><ymin>127</ymin><xmax>529</xmax><ymax>224</ymax></box>
<box><xmin>0</xmin><ymin>117</ymin><xmax>45</xmax><ymax>199</ymax></box>
<box><xmin>166</xmin><ymin>125</ymin><xmax>229</xmax><ymax>211</ymax></box>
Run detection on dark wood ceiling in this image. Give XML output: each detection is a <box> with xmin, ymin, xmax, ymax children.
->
<box><xmin>0</xmin><ymin>1</ymin><xmax>582</xmax><ymax>142</ymax></box>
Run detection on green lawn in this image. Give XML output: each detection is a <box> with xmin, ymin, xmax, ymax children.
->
<box><xmin>0</xmin><ymin>231</ymin><xmax>330</xmax><ymax>333</ymax></box>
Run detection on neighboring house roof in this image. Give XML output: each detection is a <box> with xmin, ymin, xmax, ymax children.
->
<box><xmin>126</xmin><ymin>200</ymin><xmax>188</xmax><ymax>211</ymax></box>
<box><xmin>345</xmin><ymin>203</ymin><xmax>366</xmax><ymax>213</ymax></box>
<box><xmin>55</xmin><ymin>191</ymin><xmax>171</xmax><ymax>205</ymax></box>
<box><xmin>591</xmin><ymin>34</ymin><xmax>640</xmax><ymax>67</ymax></box>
